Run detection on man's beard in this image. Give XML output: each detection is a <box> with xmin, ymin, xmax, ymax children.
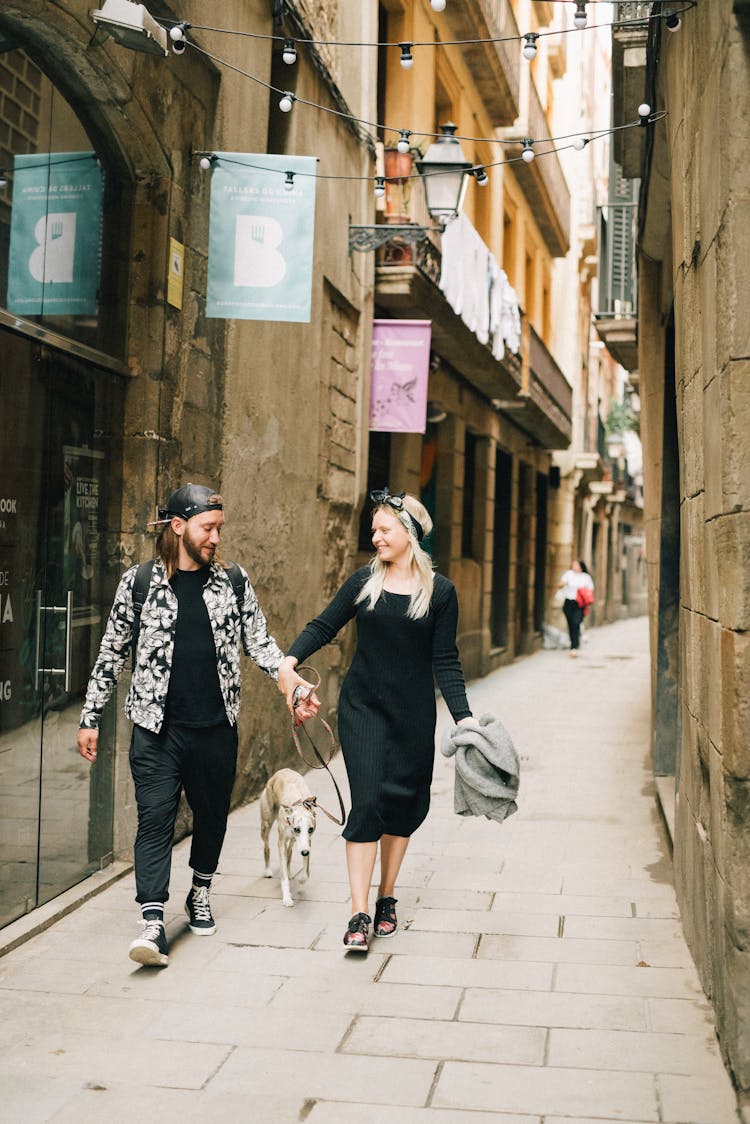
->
<box><xmin>182</xmin><ymin>526</ymin><xmax>214</xmax><ymax>567</ymax></box>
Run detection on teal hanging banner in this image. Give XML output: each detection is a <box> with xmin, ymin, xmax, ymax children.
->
<box><xmin>206</xmin><ymin>153</ymin><xmax>317</xmax><ymax>323</ymax></box>
<box><xmin>7</xmin><ymin>152</ymin><xmax>102</xmax><ymax>317</ymax></box>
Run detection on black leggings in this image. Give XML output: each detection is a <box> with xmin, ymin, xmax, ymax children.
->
<box><xmin>129</xmin><ymin>722</ymin><xmax>238</xmax><ymax>904</ymax></box>
<box><xmin>563</xmin><ymin>598</ymin><xmax>584</xmax><ymax>650</ymax></box>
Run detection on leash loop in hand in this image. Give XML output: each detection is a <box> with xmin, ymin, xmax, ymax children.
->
<box><xmin>290</xmin><ymin>664</ymin><xmax>346</xmax><ymax>827</ymax></box>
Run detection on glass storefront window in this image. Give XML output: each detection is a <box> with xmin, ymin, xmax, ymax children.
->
<box><xmin>0</xmin><ymin>49</ymin><xmax>126</xmax><ymax>356</ymax></box>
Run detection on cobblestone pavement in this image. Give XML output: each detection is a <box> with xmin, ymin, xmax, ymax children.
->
<box><xmin>0</xmin><ymin>617</ymin><xmax>740</xmax><ymax>1123</ymax></box>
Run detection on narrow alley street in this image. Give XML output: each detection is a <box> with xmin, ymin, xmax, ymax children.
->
<box><xmin>0</xmin><ymin>617</ymin><xmax>739</xmax><ymax>1123</ymax></box>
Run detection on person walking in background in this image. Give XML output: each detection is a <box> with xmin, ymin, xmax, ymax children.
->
<box><xmin>76</xmin><ymin>483</ymin><xmax>316</xmax><ymax>968</ymax></box>
<box><xmin>558</xmin><ymin>559</ymin><xmax>595</xmax><ymax>658</ymax></box>
<box><xmin>278</xmin><ymin>487</ymin><xmax>475</xmax><ymax>953</ymax></box>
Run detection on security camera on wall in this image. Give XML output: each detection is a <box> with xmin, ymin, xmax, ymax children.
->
<box><xmin>90</xmin><ymin>0</ymin><xmax>169</xmax><ymax>56</ymax></box>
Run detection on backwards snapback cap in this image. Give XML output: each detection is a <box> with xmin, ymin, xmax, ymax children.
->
<box><xmin>163</xmin><ymin>483</ymin><xmax>223</xmax><ymax>522</ymax></box>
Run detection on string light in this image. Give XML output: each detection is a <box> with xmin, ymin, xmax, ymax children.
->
<box><xmin>188</xmin><ymin>39</ymin><xmax>665</xmax><ymax>170</ymax></box>
<box><xmin>573</xmin><ymin>2</ymin><xmax>587</xmax><ymax>29</ymax></box>
<box><xmin>522</xmin><ymin>33</ymin><xmax>539</xmax><ymax>61</ymax></box>
<box><xmin>169</xmin><ymin>22</ymin><xmax>189</xmax><ymax>54</ymax></box>
<box><xmin>282</xmin><ymin>38</ymin><xmax>297</xmax><ymax>64</ymax></box>
<box><xmin>638</xmin><ymin>102</ymin><xmax>651</xmax><ymax>125</ymax></box>
<box><xmin>399</xmin><ymin>44</ymin><xmax>414</xmax><ymax>69</ymax></box>
<box><xmin>665</xmin><ymin>9</ymin><xmax>681</xmax><ymax>31</ymax></box>
<box><xmin>161</xmin><ymin>4</ymin><xmax>695</xmax><ymax>54</ymax></box>
<box><xmin>193</xmin><ymin>110</ymin><xmax>665</xmax><ymax>197</ymax></box>
<box><xmin>279</xmin><ymin>92</ymin><xmax>295</xmax><ymax>113</ymax></box>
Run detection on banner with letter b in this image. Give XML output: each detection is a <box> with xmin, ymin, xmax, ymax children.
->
<box><xmin>206</xmin><ymin>153</ymin><xmax>317</xmax><ymax>323</ymax></box>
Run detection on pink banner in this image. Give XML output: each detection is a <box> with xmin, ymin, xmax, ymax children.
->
<box><xmin>369</xmin><ymin>319</ymin><xmax>432</xmax><ymax>433</ymax></box>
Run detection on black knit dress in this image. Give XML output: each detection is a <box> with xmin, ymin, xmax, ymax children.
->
<box><xmin>287</xmin><ymin>567</ymin><xmax>472</xmax><ymax>842</ymax></box>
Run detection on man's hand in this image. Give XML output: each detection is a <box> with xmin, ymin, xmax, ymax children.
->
<box><xmin>77</xmin><ymin>727</ymin><xmax>99</xmax><ymax>763</ymax></box>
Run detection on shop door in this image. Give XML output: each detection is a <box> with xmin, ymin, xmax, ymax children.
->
<box><xmin>0</xmin><ymin>328</ymin><xmax>123</xmax><ymax>928</ymax></box>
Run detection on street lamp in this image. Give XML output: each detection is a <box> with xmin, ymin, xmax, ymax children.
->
<box><xmin>90</xmin><ymin>0</ymin><xmax>169</xmax><ymax>55</ymax></box>
<box><xmin>415</xmin><ymin>123</ymin><xmax>473</xmax><ymax>226</ymax></box>
<box><xmin>348</xmin><ymin>122</ymin><xmax>472</xmax><ymax>252</ymax></box>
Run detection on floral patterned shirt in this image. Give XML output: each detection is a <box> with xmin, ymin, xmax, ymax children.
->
<box><xmin>79</xmin><ymin>558</ymin><xmax>284</xmax><ymax>733</ymax></box>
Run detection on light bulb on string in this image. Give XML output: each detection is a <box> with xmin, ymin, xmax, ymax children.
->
<box><xmin>522</xmin><ymin>33</ymin><xmax>539</xmax><ymax>61</ymax></box>
<box><xmin>474</xmin><ymin>166</ymin><xmax>489</xmax><ymax>186</ymax></box>
<box><xmin>169</xmin><ymin>22</ymin><xmax>189</xmax><ymax>42</ymax></box>
<box><xmin>199</xmin><ymin>155</ymin><xmax>215</xmax><ymax>171</ymax></box>
<box><xmin>521</xmin><ymin>140</ymin><xmax>535</xmax><ymax>163</ymax></box>
<box><xmin>665</xmin><ymin>9</ymin><xmax>681</xmax><ymax>31</ymax></box>
<box><xmin>374</xmin><ymin>176</ymin><xmax>386</xmax><ymax>198</ymax></box>
<box><xmin>638</xmin><ymin>103</ymin><xmax>651</xmax><ymax>125</ymax></box>
<box><xmin>399</xmin><ymin>44</ymin><xmax>414</xmax><ymax>69</ymax></box>
<box><xmin>430</xmin><ymin>0</ymin><xmax>446</xmax><ymax>11</ymax></box>
<box><xmin>573</xmin><ymin>2</ymin><xmax>587</xmax><ymax>30</ymax></box>
<box><xmin>284</xmin><ymin>171</ymin><xmax>295</xmax><ymax>191</ymax></box>
<box><xmin>397</xmin><ymin>130</ymin><xmax>412</xmax><ymax>154</ymax></box>
<box><xmin>573</xmin><ymin>136</ymin><xmax>588</xmax><ymax>151</ymax></box>
<box><xmin>279</xmin><ymin>92</ymin><xmax>295</xmax><ymax>113</ymax></box>
<box><xmin>282</xmin><ymin>39</ymin><xmax>297</xmax><ymax>64</ymax></box>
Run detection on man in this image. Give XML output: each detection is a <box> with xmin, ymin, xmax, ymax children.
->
<box><xmin>77</xmin><ymin>483</ymin><xmax>316</xmax><ymax>967</ymax></box>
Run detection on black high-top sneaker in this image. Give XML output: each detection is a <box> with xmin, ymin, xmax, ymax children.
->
<box><xmin>128</xmin><ymin>918</ymin><xmax>169</xmax><ymax>967</ymax></box>
<box><xmin>185</xmin><ymin>884</ymin><xmax>216</xmax><ymax>935</ymax></box>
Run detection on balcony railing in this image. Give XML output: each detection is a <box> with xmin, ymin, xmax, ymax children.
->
<box><xmin>446</xmin><ymin>0</ymin><xmax>520</xmax><ymax>126</ymax></box>
<box><xmin>512</xmin><ymin>76</ymin><xmax>571</xmax><ymax>256</ymax></box>
<box><xmin>524</xmin><ymin>323</ymin><xmax>573</xmax><ymax>449</ymax></box>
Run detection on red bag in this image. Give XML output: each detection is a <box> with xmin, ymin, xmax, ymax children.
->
<box><xmin>576</xmin><ymin>585</ymin><xmax>595</xmax><ymax>615</ymax></box>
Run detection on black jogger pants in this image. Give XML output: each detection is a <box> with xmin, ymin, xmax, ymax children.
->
<box><xmin>129</xmin><ymin>721</ymin><xmax>238</xmax><ymax>904</ymax></box>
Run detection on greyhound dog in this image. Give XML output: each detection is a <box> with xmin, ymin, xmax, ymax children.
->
<box><xmin>260</xmin><ymin>768</ymin><xmax>317</xmax><ymax>907</ymax></box>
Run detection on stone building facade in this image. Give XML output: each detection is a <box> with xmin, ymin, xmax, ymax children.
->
<box><xmin>610</xmin><ymin>0</ymin><xmax>750</xmax><ymax>1093</ymax></box>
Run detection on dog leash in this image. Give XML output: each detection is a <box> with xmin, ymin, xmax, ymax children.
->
<box><xmin>291</xmin><ymin>665</ymin><xmax>346</xmax><ymax>827</ymax></box>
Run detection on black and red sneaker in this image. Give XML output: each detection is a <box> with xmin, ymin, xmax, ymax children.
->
<box><xmin>343</xmin><ymin>912</ymin><xmax>371</xmax><ymax>952</ymax></box>
<box><xmin>374</xmin><ymin>896</ymin><xmax>398</xmax><ymax>936</ymax></box>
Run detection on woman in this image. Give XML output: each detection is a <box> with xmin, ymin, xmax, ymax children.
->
<box><xmin>558</xmin><ymin>559</ymin><xmax>594</xmax><ymax>658</ymax></box>
<box><xmin>278</xmin><ymin>488</ymin><xmax>474</xmax><ymax>952</ymax></box>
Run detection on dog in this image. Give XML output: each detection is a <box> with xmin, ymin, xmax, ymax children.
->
<box><xmin>260</xmin><ymin>768</ymin><xmax>317</xmax><ymax>907</ymax></box>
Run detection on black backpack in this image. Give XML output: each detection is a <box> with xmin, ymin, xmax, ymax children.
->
<box><xmin>131</xmin><ymin>559</ymin><xmax>245</xmax><ymax>663</ymax></box>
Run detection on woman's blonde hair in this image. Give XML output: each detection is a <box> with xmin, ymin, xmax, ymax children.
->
<box><xmin>357</xmin><ymin>494</ymin><xmax>435</xmax><ymax>619</ymax></box>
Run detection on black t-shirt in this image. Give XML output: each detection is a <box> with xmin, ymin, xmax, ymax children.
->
<box><xmin>165</xmin><ymin>567</ymin><xmax>226</xmax><ymax>727</ymax></box>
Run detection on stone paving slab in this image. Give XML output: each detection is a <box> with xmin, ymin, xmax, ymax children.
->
<box><xmin>547</xmin><ymin>1026</ymin><xmax>728</xmax><ymax>1077</ymax></box>
<box><xmin>458</xmin><ymin>986</ymin><xmax>650</xmax><ymax>1031</ymax></box>
<box><xmin>477</xmin><ymin>933</ymin><xmax>640</xmax><ymax>966</ymax></box>
<box><xmin>267</xmin><ymin>977</ymin><xmax>463</xmax><ymax>1019</ymax></box>
<box><xmin>554</xmin><ymin>962</ymin><xmax>705</xmax><ymax>1001</ymax></box>
<box><xmin>432</xmin><ymin>1060</ymin><xmax>659</xmax><ymax>1119</ymax></box>
<box><xmin>342</xmin><ymin>1014</ymin><xmax>546</xmax><ymax>1065</ymax></box>
<box><xmin>208</xmin><ymin>1046</ymin><xmax>436</xmax><ymax>1104</ymax></box>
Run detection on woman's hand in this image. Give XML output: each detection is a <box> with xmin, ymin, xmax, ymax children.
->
<box><xmin>278</xmin><ymin>655</ymin><xmax>320</xmax><ymax>721</ymax></box>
